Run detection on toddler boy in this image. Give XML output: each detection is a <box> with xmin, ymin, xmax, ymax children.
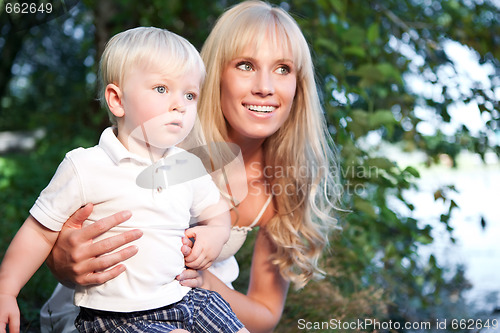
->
<box><xmin>0</xmin><ymin>27</ymin><xmax>247</xmax><ymax>333</ymax></box>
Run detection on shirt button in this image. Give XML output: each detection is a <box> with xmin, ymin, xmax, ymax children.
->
<box><xmin>157</xmin><ymin>186</ymin><xmax>163</xmax><ymax>193</ymax></box>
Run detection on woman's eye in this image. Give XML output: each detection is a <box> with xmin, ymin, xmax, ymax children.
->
<box><xmin>236</xmin><ymin>62</ymin><xmax>253</xmax><ymax>71</ymax></box>
<box><xmin>275</xmin><ymin>66</ymin><xmax>290</xmax><ymax>75</ymax></box>
<box><xmin>155</xmin><ymin>86</ymin><xmax>167</xmax><ymax>94</ymax></box>
<box><xmin>185</xmin><ymin>92</ymin><xmax>196</xmax><ymax>101</ymax></box>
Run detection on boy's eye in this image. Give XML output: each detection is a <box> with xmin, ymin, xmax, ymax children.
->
<box><xmin>155</xmin><ymin>86</ymin><xmax>167</xmax><ymax>94</ymax></box>
<box><xmin>236</xmin><ymin>62</ymin><xmax>253</xmax><ymax>71</ymax></box>
<box><xmin>185</xmin><ymin>92</ymin><xmax>196</xmax><ymax>101</ymax></box>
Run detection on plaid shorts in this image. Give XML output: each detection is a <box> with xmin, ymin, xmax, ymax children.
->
<box><xmin>75</xmin><ymin>288</ymin><xmax>244</xmax><ymax>333</ymax></box>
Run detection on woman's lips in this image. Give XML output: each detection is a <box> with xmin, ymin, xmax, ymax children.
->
<box><xmin>244</xmin><ymin>104</ymin><xmax>277</xmax><ymax>113</ymax></box>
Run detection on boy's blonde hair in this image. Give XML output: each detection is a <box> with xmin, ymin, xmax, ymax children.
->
<box><xmin>98</xmin><ymin>27</ymin><xmax>205</xmax><ymax>125</ymax></box>
<box><xmin>199</xmin><ymin>1</ymin><xmax>341</xmax><ymax>289</ymax></box>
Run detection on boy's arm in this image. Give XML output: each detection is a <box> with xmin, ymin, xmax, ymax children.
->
<box><xmin>0</xmin><ymin>216</ymin><xmax>59</xmax><ymax>333</ymax></box>
<box><xmin>184</xmin><ymin>198</ymin><xmax>231</xmax><ymax>270</ymax></box>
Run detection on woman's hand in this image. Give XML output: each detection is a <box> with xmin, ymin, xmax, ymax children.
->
<box><xmin>45</xmin><ymin>203</ymin><xmax>143</xmax><ymax>287</ymax></box>
<box><xmin>176</xmin><ymin>269</ymin><xmax>204</xmax><ymax>288</ymax></box>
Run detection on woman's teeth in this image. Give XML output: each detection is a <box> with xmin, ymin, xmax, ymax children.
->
<box><xmin>246</xmin><ymin>105</ymin><xmax>276</xmax><ymax>113</ymax></box>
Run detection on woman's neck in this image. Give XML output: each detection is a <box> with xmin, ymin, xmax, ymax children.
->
<box><xmin>227</xmin><ymin>132</ymin><xmax>265</xmax><ymax>166</ymax></box>
<box><xmin>226</xmin><ymin>134</ymin><xmax>268</xmax><ymax>187</ymax></box>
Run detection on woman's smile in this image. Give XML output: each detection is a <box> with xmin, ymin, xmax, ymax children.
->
<box><xmin>243</xmin><ymin>103</ymin><xmax>278</xmax><ymax>119</ymax></box>
<box><xmin>244</xmin><ymin>104</ymin><xmax>277</xmax><ymax>113</ymax></box>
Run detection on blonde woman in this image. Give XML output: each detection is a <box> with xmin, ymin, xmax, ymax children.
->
<box><xmin>41</xmin><ymin>1</ymin><xmax>340</xmax><ymax>332</ymax></box>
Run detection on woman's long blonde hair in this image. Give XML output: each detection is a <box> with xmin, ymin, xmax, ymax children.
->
<box><xmin>198</xmin><ymin>0</ymin><xmax>341</xmax><ymax>289</ymax></box>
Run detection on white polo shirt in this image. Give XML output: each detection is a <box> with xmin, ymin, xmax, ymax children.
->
<box><xmin>30</xmin><ymin>127</ymin><xmax>220</xmax><ymax>312</ymax></box>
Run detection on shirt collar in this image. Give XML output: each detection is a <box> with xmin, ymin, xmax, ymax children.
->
<box><xmin>98</xmin><ymin>127</ymin><xmax>154</xmax><ymax>166</ymax></box>
<box><xmin>98</xmin><ymin>127</ymin><xmax>187</xmax><ymax>166</ymax></box>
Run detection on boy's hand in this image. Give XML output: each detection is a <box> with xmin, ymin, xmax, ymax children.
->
<box><xmin>0</xmin><ymin>294</ymin><xmax>20</xmax><ymax>333</ymax></box>
<box><xmin>183</xmin><ymin>225</ymin><xmax>229</xmax><ymax>270</ymax></box>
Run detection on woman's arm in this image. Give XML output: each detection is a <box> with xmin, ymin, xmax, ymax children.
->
<box><xmin>45</xmin><ymin>203</ymin><xmax>143</xmax><ymax>287</ymax></box>
<box><xmin>201</xmin><ymin>227</ymin><xmax>290</xmax><ymax>333</ymax></box>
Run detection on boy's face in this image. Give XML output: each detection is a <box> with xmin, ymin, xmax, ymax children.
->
<box><xmin>119</xmin><ymin>64</ymin><xmax>201</xmax><ymax>150</ymax></box>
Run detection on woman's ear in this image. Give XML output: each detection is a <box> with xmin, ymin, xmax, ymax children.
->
<box><xmin>105</xmin><ymin>84</ymin><xmax>125</xmax><ymax>118</ymax></box>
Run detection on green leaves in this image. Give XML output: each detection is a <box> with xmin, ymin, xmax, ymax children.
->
<box><xmin>353</xmin><ymin>62</ymin><xmax>402</xmax><ymax>87</ymax></box>
<box><xmin>286</xmin><ymin>0</ymin><xmax>499</xmax><ymax>327</ymax></box>
<box><xmin>353</xmin><ymin>196</ymin><xmax>377</xmax><ymax>218</ymax></box>
<box><xmin>346</xmin><ymin>109</ymin><xmax>397</xmax><ymax>138</ymax></box>
<box><xmin>367</xmin><ymin>22</ymin><xmax>380</xmax><ymax>44</ymax></box>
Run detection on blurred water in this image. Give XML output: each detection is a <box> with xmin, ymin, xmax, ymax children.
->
<box><xmin>401</xmin><ymin>160</ymin><xmax>500</xmax><ymax>313</ymax></box>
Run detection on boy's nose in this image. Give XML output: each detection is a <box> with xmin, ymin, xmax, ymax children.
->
<box><xmin>171</xmin><ymin>104</ymin><xmax>186</xmax><ymax>113</ymax></box>
<box><xmin>170</xmin><ymin>94</ymin><xmax>186</xmax><ymax>113</ymax></box>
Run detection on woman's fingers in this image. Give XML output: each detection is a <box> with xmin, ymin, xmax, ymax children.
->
<box><xmin>86</xmin><ymin>229</ymin><xmax>142</xmax><ymax>259</ymax></box>
<box><xmin>90</xmin><ymin>245</ymin><xmax>138</xmax><ymax>272</ymax></box>
<box><xmin>63</xmin><ymin>203</ymin><xmax>94</xmax><ymax>230</ymax></box>
<box><xmin>176</xmin><ymin>269</ymin><xmax>203</xmax><ymax>288</ymax></box>
<box><xmin>78</xmin><ymin>210</ymin><xmax>133</xmax><ymax>242</ymax></box>
<box><xmin>71</xmin><ymin>244</ymin><xmax>139</xmax><ymax>286</ymax></box>
<box><xmin>46</xmin><ymin>208</ymin><xmax>141</xmax><ymax>286</ymax></box>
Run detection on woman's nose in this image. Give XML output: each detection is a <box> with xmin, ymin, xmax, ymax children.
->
<box><xmin>252</xmin><ymin>71</ymin><xmax>275</xmax><ymax>97</ymax></box>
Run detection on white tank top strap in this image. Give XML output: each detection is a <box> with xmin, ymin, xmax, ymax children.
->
<box><xmin>248</xmin><ymin>195</ymin><xmax>273</xmax><ymax>228</ymax></box>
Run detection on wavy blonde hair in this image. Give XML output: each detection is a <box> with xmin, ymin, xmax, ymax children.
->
<box><xmin>198</xmin><ymin>0</ymin><xmax>340</xmax><ymax>289</ymax></box>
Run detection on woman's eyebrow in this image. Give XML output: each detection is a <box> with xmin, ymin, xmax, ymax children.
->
<box><xmin>277</xmin><ymin>58</ymin><xmax>294</xmax><ymax>64</ymax></box>
<box><xmin>233</xmin><ymin>56</ymin><xmax>294</xmax><ymax>64</ymax></box>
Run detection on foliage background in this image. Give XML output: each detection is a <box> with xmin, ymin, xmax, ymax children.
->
<box><xmin>0</xmin><ymin>0</ymin><xmax>498</xmax><ymax>331</ymax></box>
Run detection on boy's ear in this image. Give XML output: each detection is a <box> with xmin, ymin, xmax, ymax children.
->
<box><xmin>105</xmin><ymin>84</ymin><xmax>125</xmax><ymax>118</ymax></box>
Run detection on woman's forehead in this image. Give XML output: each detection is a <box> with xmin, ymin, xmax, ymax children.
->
<box><xmin>232</xmin><ymin>27</ymin><xmax>294</xmax><ymax>58</ymax></box>
<box><xmin>238</xmin><ymin>37</ymin><xmax>292</xmax><ymax>58</ymax></box>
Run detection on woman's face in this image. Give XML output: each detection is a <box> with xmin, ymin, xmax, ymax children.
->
<box><xmin>220</xmin><ymin>36</ymin><xmax>297</xmax><ymax>143</ymax></box>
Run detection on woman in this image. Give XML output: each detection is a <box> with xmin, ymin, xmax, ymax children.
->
<box><xmin>41</xmin><ymin>1</ymin><xmax>340</xmax><ymax>332</ymax></box>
